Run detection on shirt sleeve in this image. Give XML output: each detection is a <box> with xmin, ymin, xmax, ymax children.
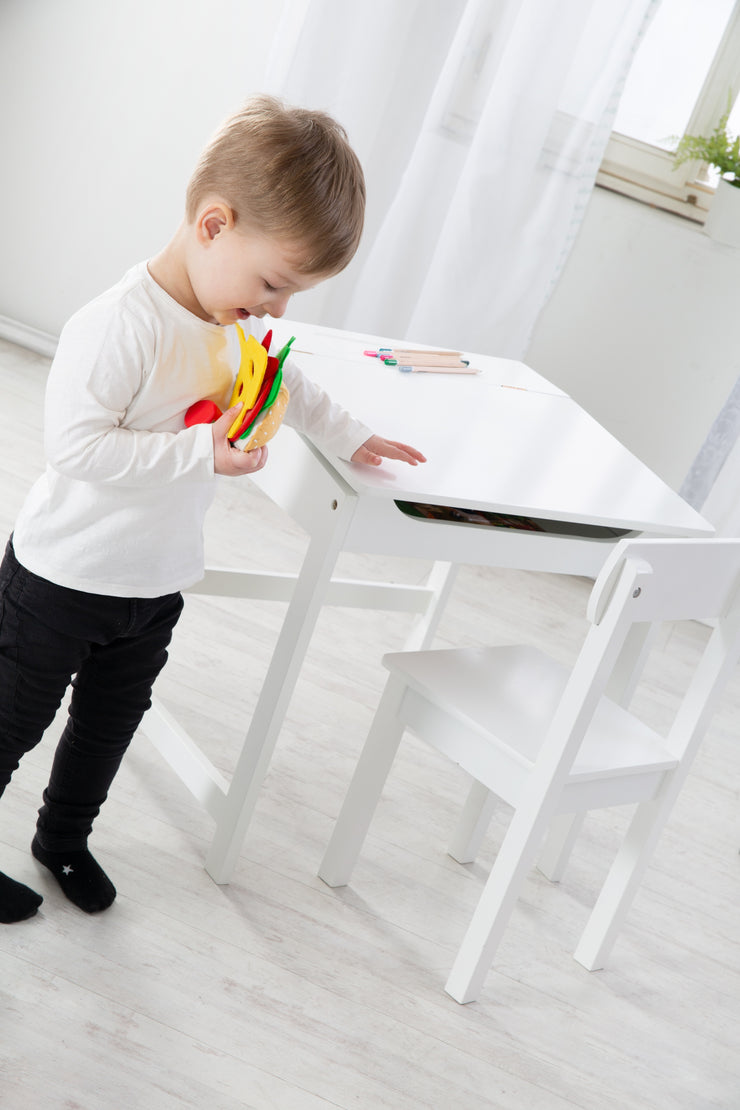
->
<box><xmin>44</xmin><ymin>306</ymin><xmax>214</xmax><ymax>487</ymax></box>
<box><xmin>280</xmin><ymin>355</ymin><xmax>371</xmax><ymax>461</ymax></box>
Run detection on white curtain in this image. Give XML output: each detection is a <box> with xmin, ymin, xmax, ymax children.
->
<box><xmin>680</xmin><ymin>377</ymin><xmax>740</xmax><ymax>523</ymax></box>
<box><xmin>266</xmin><ymin>0</ymin><xmax>660</xmax><ymax>358</ymax></box>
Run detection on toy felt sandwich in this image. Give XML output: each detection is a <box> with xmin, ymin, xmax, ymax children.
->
<box><xmin>184</xmin><ymin>327</ymin><xmax>294</xmax><ymax>451</ymax></box>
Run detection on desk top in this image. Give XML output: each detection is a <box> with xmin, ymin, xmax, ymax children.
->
<box><xmin>276</xmin><ymin>322</ymin><xmax>712</xmax><ymax>539</ymax></box>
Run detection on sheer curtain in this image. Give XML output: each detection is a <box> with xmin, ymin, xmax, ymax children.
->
<box><xmin>265</xmin><ymin>0</ymin><xmax>660</xmax><ymax>358</ymax></box>
<box><xmin>680</xmin><ymin>378</ymin><xmax>740</xmax><ymax>527</ymax></box>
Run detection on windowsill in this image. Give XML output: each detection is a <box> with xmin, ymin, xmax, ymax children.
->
<box><xmin>591</xmin><ymin>177</ymin><xmax>740</xmax><ymax>262</ymax></box>
<box><xmin>594</xmin><ymin>172</ymin><xmax>712</xmax><ymax>225</ymax></box>
<box><xmin>596</xmin><ymin>133</ymin><xmax>716</xmax><ymax>224</ymax></box>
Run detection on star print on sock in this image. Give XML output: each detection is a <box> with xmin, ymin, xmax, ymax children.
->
<box><xmin>31</xmin><ymin>836</ymin><xmax>116</xmax><ymax>913</ymax></box>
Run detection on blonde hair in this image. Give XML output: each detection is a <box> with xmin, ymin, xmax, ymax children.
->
<box><xmin>186</xmin><ymin>95</ymin><xmax>365</xmax><ymax>276</ymax></box>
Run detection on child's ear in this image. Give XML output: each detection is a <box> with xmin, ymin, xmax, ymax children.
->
<box><xmin>196</xmin><ymin>202</ymin><xmax>235</xmax><ymax>244</ymax></box>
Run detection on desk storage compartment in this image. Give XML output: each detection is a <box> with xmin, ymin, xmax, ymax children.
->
<box><xmin>394</xmin><ymin>500</ymin><xmax>631</xmax><ymax>540</ymax></box>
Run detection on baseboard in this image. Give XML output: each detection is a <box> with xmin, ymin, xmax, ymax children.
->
<box><xmin>0</xmin><ymin>315</ymin><xmax>58</xmax><ymax>358</ymax></box>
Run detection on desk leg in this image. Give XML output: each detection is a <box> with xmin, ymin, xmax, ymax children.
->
<box><xmin>205</xmin><ymin>492</ymin><xmax>357</xmax><ymax>885</ymax></box>
<box><xmin>404</xmin><ymin>561</ymin><xmax>458</xmax><ymax>652</ymax></box>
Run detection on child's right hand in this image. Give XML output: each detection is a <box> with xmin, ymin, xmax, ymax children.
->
<box><xmin>212</xmin><ymin>405</ymin><xmax>269</xmax><ymax>476</ymax></box>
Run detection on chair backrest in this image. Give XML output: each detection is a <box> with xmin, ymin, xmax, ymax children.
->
<box><xmin>588</xmin><ymin>537</ymin><xmax>740</xmax><ymax>627</ymax></box>
<box><xmin>536</xmin><ymin>537</ymin><xmax>740</xmax><ymax>787</ymax></box>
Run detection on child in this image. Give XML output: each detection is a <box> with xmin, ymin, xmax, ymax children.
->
<box><xmin>0</xmin><ymin>95</ymin><xmax>425</xmax><ymax>924</ymax></box>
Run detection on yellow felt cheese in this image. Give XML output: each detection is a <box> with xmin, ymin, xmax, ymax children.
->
<box><xmin>227</xmin><ymin>330</ymin><xmax>269</xmax><ymax>437</ymax></box>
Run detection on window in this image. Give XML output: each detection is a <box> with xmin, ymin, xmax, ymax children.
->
<box><xmin>597</xmin><ymin>0</ymin><xmax>740</xmax><ymax>221</ymax></box>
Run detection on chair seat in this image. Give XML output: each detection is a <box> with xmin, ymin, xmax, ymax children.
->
<box><xmin>384</xmin><ymin>645</ymin><xmax>678</xmax><ymax>790</ymax></box>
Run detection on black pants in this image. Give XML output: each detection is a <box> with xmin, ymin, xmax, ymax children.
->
<box><xmin>0</xmin><ymin>537</ymin><xmax>183</xmax><ymax>851</ymax></box>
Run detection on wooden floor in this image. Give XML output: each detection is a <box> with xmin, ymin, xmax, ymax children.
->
<box><xmin>1</xmin><ymin>336</ymin><xmax>739</xmax><ymax>1109</ymax></box>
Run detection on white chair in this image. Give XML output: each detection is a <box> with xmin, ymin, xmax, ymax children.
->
<box><xmin>319</xmin><ymin>537</ymin><xmax>740</xmax><ymax>1003</ymax></box>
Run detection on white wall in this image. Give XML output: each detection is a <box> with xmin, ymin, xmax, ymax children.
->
<box><xmin>2</xmin><ymin>1</ymin><xmax>739</xmax><ymax>496</ymax></box>
<box><xmin>525</xmin><ymin>188</ymin><xmax>740</xmax><ymax>491</ymax></box>
<box><xmin>0</xmin><ymin>0</ymin><xmax>285</xmax><ymax>337</ymax></box>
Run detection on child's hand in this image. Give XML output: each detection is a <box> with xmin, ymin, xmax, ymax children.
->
<box><xmin>351</xmin><ymin>435</ymin><xmax>426</xmax><ymax>467</ymax></box>
<box><xmin>212</xmin><ymin>405</ymin><xmax>269</xmax><ymax>476</ymax></box>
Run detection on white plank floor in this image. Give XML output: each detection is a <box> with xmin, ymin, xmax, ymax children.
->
<box><xmin>1</xmin><ymin>336</ymin><xmax>739</xmax><ymax>1110</ymax></box>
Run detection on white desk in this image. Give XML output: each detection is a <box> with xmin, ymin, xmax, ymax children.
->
<box><xmin>142</xmin><ymin>322</ymin><xmax>712</xmax><ymax>883</ymax></box>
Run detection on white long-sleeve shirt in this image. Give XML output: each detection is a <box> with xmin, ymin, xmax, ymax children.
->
<box><xmin>12</xmin><ymin>261</ymin><xmax>371</xmax><ymax>597</ymax></box>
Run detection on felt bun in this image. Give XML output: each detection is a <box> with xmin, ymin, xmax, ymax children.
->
<box><xmin>237</xmin><ymin>385</ymin><xmax>289</xmax><ymax>451</ymax></box>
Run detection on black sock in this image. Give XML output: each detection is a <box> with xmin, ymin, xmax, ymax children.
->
<box><xmin>31</xmin><ymin>834</ymin><xmax>116</xmax><ymax>914</ymax></box>
<box><xmin>0</xmin><ymin>869</ymin><xmax>43</xmax><ymax>923</ymax></box>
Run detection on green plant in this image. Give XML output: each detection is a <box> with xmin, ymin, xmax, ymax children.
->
<box><xmin>672</xmin><ymin>101</ymin><xmax>740</xmax><ymax>188</ymax></box>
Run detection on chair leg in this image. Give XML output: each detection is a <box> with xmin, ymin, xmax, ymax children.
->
<box><xmin>448</xmin><ymin>779</ymin><xmax>497</xmax><ymax>864</ymax></box>
<box><xmin>444</xmin><ymin>799</ymin><xmax>556</xmax><ymax>1003</ymax></box>
<box><xmin>574</xmin><ymin>796</ymin><xmax>668</xmax><ymax>971</ymax></box>
<box><xmin>318</xmin><ymin>673</ymin><xmax>407</xmax><ymax>888</ymax></box>
<box><xmin>537</xmin><ymin>812</ymin><xmax>586</xmax><ymax>882</ymax></box>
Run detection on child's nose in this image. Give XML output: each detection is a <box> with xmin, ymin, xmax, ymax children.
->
<box><xmin>269</xmin><ymin>292</ymin><xmax>291</xmax><ymax>318</ymax></box>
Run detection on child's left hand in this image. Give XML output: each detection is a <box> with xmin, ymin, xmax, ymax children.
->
<box><xmin>351</xmin><ymin>435</ymin><xmax>426</xmax><ymax>467</ymax></box>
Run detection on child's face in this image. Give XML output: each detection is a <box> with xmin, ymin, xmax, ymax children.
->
<box><xmin>186</xmin><ymin>204</ymin><xmax>323</xmax><ymax>327</ymax></box>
